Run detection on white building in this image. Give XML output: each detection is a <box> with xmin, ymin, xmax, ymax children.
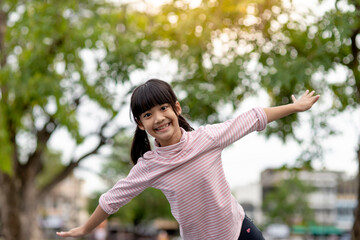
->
<box><xmin>232</xmin><ymin>182</ymin><xmax>264</xmax><ymax>224</ymax></box>
<box><xmin>300</xmin><ymin>170</ymin><xmax>340</xmax><ymax>225</ymax></box>
<box><xmin>336</xmin><ymin>176</ymin><xmax>358</xmax><ymax>232</ymax></box>
<box><xmin>39</xmin><ymin>172</ymin><xmax>89</xmax><ymax>231</ymax></box>
<box><xmin>260</xmin><ymin>168</ymin><xmax>342</xmax><ymax>226</ymax></box>
<box><xmin>232</xmin><ymin>168</ymin><xmax>357</xmax><ymax>237</ymax></box>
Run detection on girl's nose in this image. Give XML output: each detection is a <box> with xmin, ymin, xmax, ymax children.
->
<box><xmin>154</xmin><ymin>112</ymin><xmax>165</xmax><ymax>123</ymax></box>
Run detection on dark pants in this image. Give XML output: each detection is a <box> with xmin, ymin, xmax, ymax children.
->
<box><xmin>238</xmin><ymin>215</ymin><xmax>265</xmax><ymax>240</ymax></box>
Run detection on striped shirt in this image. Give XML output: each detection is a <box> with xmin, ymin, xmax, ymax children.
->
<box><xmin>99</xmin><ymin>107</ymin><xmax>267</xmax><ymax>240</ymax></box>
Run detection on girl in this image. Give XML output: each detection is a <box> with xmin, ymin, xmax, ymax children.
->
<box><xmin>57</xmin><ymin>79</ymin><xmax>320</xmax><ymax>240</ymax></box>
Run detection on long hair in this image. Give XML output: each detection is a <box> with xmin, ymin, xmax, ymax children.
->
<box><xmin>130</xmin><ymin>79</ymin><xmax>194</xmax><ymax>165</ymax></box>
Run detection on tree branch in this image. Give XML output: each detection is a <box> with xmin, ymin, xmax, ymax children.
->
<box><xmin>26</xmin><ymin>117</ymin><xmax>57</xmax><ymax>169</ymax></box>
<box><xmin>349</xmin><ymin>27</ymin><xmax>360</xmax><ymax>102</ymax></box>
<box><xmin>0</xmin><ymin>9</ymin><xmax>7</xmax><ymax>67</ymax></box>
<box><xmin>350</xmin><ymin>28</ymin><xmax>359</xmax><ymax>70</ymax></box>
<box><xmin>37</xmin><ymin>112</ymin><xmax>126</xmax><ymax>198</ymax></box>
<box><xmin>37</xmin><ymin>131</ymin><xmax>108</xmax><ymax>199</ymax></box>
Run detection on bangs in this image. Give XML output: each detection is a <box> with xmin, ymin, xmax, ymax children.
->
<box><xmin>130</xmin><ymin>79</ymin><xmax>177</xmax><ymax>121</ymax></box>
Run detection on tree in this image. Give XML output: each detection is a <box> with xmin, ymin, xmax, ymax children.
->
<box><xmin>0</xmin><ymin>1</ymin><xmax>155</xmax><ymax>239</ymax></box>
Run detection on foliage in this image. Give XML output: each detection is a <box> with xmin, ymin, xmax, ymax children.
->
<box><xmin>146</xmin><ymin>0</ymin><xmax>359</xmax><ymax>144</ymax></box>
<box><xmin>0</xmin><ymin>0</ymin><xmax>154</xmax><ymax>177</ymax></box>
<box><xmin>149</xmin><ymin>0</ymin><xmax>282</xmax><ymax>123</ymax></box>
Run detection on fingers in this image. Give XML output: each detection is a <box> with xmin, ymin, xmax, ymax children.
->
<box><xmin>56</xmin><ymin>231</ymin><xmax>71</xmax><ymax>237</ymax></box>
<box><xmin>294</xmin><ymin>90</ymin><xmax>315</xmax><ymax>101</ymax></box>
<box><xmin>292</xmin><ymin>90</ymin><xmax>320</xmax><ymax>110</ymax></box>
<box><xmin>56</xmin><ymin>232</ymin><xmax>66</xmax><ymax>237</ymax></box>
<box><xmin>301</xmin><ymin>89</ymin><xmax>309</xmax><ymax>98</ymax></box>
<box><xmin>312</xmin><ymin>94</ymin><xmax>320</xmax><ymax>104</ymax></box>
<box><xmin>301</xmin><ymin>90</ymin><xmax>318</xmax><ymax>99</ymax></box>
<box><xmin>308</xmin><ymin>90</ymin><xmax>315</xmax><ymax>97</ymax></box>
<box><xmin>306</xmin><ymin>90</ymin><xmax>320</xmax><ymax>104</ymax></box>
<box><xmin>302</xmin><ymin>89</ymin><xmax>315</xmax><ymax>97</ymax></box>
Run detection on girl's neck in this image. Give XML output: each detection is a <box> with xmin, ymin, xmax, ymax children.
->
<box><xmin>155</xmin><ymin>128</ymin><xmax>183</xmax><ymax>147</ymax></box>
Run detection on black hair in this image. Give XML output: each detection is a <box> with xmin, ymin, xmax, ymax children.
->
<box><xmin>130</xmin><ymin>79</ymin><xmax>194</xmax><ymax>165</ymax></box>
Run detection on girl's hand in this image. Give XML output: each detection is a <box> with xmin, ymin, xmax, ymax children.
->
<box><xmin>57</xmin><ymin>205</ymin><xmax>109</xmax><ymax>238</ymax></box>
<box><xmin>291</xmin><ymin>90</ymin><xmax>320</xmax><ymax>112</ymax></box>
<box><xmin>56</xmin><ymin>226</ymin><xmax>87</xmax><ymax>238</ymax></box>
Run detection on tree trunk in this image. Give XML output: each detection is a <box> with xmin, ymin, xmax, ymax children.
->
<box><xmin>354</xmin><ymin>206</ymin><xmax>360</xmax><ymax>240</ymax></box>
<box><xmin>0</xmin><ymin>173</ymin><xmax>21</xmax><ymax>240</ymax></box>
<box><xmin>352</xmin><ymin>144</ymin><xmax>360</xmax><ymax>240</ymax></box>
<box><xmin>0</xmin><ymin>172</ymin><xmax>44</xmax><ymax>240</ymax></box>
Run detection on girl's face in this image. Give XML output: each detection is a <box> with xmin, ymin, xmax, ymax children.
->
<box><xmin>138</xmin><ymin>101</ymin><xmax>182</xmax><ymax>147</ymax></box>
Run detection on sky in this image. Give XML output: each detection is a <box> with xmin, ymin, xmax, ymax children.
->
<box><xmin>48</xmin><ymin>0</ymin><xmax>360</xmax><ymax>195</ymax></box>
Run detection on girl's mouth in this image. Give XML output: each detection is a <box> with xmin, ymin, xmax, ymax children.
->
<box><xmin>155</xmin><ymin>123</ymin><xmax>170</xmax><ymax>131</ymax></box>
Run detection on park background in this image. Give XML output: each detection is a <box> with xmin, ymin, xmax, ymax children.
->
<box><xmin>0</xmin><ymin>0</ymin><xmax>359</xmax><ymax>239</ymax></box>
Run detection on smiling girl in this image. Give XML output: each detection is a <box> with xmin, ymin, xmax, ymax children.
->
<box><xmin>57</xmin><ymin>79</ymin><xmax>320</xmax><ymax>240</ymax></box>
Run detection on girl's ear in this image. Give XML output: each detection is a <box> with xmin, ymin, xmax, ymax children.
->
<box><xmin>137</xmin><ymin>120</ymin><xmax>145</xmax><ymax>130</ymax></box>
<box><xmin>175</xmin><ymin>101</ymin><xmax>182</xmax><ymax>115</ymax></box>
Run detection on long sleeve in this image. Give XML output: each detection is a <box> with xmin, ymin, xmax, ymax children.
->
<box><xmin>204</xmin><ymin>107</ymin><xmax>267</xmax><ymax>149</ymax></box>
<box><xmin>99</xmin><ymin>160</ymin><xmax>149</xmax><ymax>214</ymax></box>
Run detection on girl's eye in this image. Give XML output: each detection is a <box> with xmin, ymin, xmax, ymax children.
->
<box><xmin>143</xmin><ymin>113</ymin><xmax>151</xmax><ymax>118</ymax></box>
<box><xmin>161</xmin><ymin>105</ymin><xmax>168</xmax><ymax>111</ymax></box>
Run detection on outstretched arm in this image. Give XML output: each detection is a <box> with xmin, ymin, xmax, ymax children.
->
<box><xmin>56</xmin><ymin>205</ymin><xmax>109</xmax><ymax>238</ymax></box>
<box><xmin>263</xmin><ymin>90</ymin><xmax>320</xmax><ymax>123</ymax></box>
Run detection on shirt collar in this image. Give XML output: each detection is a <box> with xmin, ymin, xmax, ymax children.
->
<box><xmin>154</xmin><ymin>128</ymin><xmax>186</xmax><ymax>156</ymax></box>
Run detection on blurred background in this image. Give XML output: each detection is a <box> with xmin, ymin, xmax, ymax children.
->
<box><xmin>0</xmin><ymin>0</ymin><xmax>359</xmax><ymax>239</ymax></box>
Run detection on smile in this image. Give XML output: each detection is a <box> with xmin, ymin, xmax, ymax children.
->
<box><xmin>155</xmin><ymin>123</ymin><xmax>170</xmax><ymax>131</ymax></box>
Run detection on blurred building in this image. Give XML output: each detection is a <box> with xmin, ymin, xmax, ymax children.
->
<box><xmin>232</xmin><ymin>182</ymin><xmax>264</xmax><ymax>224</ymax></box>
<box><xmin>233</xmin><ymin>168</ymin><xmax>357</xmax><ymax>238</ymax></box>
<box><xmin>301</xmin><ymin>170</ymin><xmax>339</xmax><ymax>225</ymax></box>
<box><xmin>39</xmin><ymin>172</ymin><xmax>89</xmax><ymax>232</ymax></box>
<box><xmin>261</xmin><ymin>168</ymin><xmax>358</xmax><ymax>233</ymax></box>
<box><xmin>336</xmin><ymin>176</ymin><xmax>358</xmax><ymax>231</ymax></box>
